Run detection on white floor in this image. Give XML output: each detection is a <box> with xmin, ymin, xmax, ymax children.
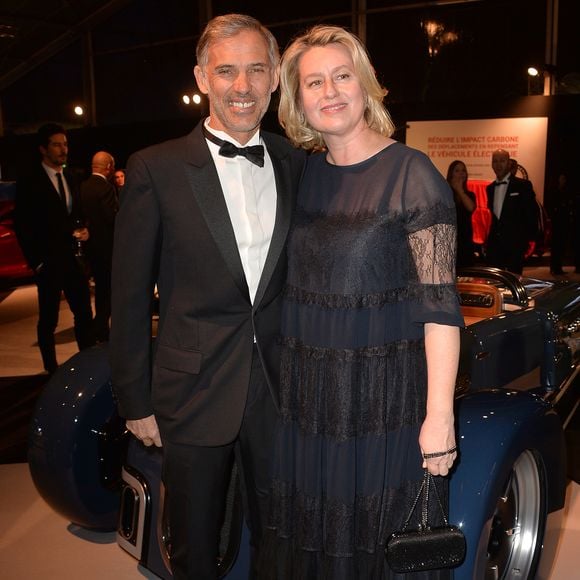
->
<box><xmin>0</xmin><ymin>284</ymin><xmax>78</xmax><ymax>377</ymax></box>
<box><xmin>546</xmin><ymin>482</ymin><xmax>580</xmax><ymax>578</ymax></box>
<box><xmin>0</xmin><ymin>463</ymin><xmax>160</xmax><ymax>579</ymax></box>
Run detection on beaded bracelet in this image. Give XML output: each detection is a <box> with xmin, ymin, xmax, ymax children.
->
<box><xmin>422</xmin><ymin>446</ymin><xmax>457</xmax><ymax>459</ymax></box>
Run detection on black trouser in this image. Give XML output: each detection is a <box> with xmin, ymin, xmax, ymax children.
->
<box><xmin>486</xmin><ymin>236</ymin><xmax>526</xmax><ymax>275</ymax></box>
<box><xmin>162</xmin><ymin>346</ymin><xmax>277</xmax><ymax>580</ymax></box>
<box><xmin>550</xmin><ymin>211</ymin><xmax>577</xmax><ymax>272</ymax></box>
<box><xmin>89</xmin><ymin>255</ymin><xmax>112</xmax><ymax>342</ymax></box>
<box><xmin>35</xmin><ymin>258</ymin><xmax>95</xmax><ymax>372</ymax></box>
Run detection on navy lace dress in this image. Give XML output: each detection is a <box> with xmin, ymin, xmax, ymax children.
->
<box><xmin>264</xmin><ymin>143</ymin><xmax>464</xmax><ymax>579</ymax></box>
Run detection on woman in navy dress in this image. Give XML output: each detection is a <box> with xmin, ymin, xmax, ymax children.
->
<box><xmin>263</xmin><ymin>25</ymin><xmax>463</xmax><ymax>579</ymax></box>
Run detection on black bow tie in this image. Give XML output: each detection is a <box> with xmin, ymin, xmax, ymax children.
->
<box><xmin>494</xmin><ymin>180</ymin><xmax>507</xmax><ymax>186</ymax></box>
<box><xmin>203</xmin><ymin>125</ymin><xmax>264</xmax><ymax>167</ymax></box>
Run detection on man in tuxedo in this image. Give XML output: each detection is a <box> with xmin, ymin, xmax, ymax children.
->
<box><xmin>15</xmin><ymin>123</ymin><xmax>95</xmax><ymax>373</ymax></box>
<box><xmin>110</xmin><ymin>14</ymin><xmax>305</xmax><ymax>579</ymax></box>
<box><xmin>485</xmin><ymin>149</ymin><xmax>538</xmax><ymax>274</ymax></box>
<box><xmin>81</xmin><ymin>151</ymin><xmax>118</xmax><ymax>342</ymax></box>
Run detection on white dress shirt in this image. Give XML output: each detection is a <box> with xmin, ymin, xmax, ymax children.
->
<box><xmin>492</xmin><ymin>174</ymin><xmax>510</xmax><ymax>219</ymax></box>
<box><xmin>203</xmin><ymin>119</ymin><xmax>277</xmax><ymax>304</ymax></box>
<box><xmin>42</xmin><ymin>162</ymin><xmax>72</xmax><ymax>213</ymax></box>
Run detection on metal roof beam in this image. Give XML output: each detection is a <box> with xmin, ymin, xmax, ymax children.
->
<box><xmin>0</xmin><ymin>0</ymin><xmax>132</xmax><ymax>91</ymax></box>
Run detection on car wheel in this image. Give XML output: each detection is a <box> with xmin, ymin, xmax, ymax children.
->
<box><xmin>484</xmin><ymin>450</ymin><xmax>546</xmax><ymax>580</ymax></box>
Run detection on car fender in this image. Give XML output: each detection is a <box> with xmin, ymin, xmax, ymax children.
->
<box><xmin>28</xmin><ymin>344</ymin><xmax>125</xmax><ymax>530</ymax></box>
<box><xmin>450</xmin><ymin>389</ymin><xmax>566</xmax><ymax>579</ymax></box>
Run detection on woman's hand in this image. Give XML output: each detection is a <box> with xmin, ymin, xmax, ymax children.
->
<box><xmin>419</xmin><ymin>414</ymin><xmax>457</xmax><ymax>476</ymax></box>
<box><xmin>449</xmin><ymin>174</ymin><xmax>463</xmax><ymax>194</ymax></box>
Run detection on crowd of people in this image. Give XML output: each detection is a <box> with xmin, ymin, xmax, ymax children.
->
<box><xmin>445</xmin><ymin>151</ymin><xmax>579</xmax><ymax>277</ymax></box>
<box><xmin>12</xmin><ymin>11</ymin><xmax>579</xmax><ymax>579</ymax></box>
<box><xmin>14</xmin><ymin>123</ymin><xmax>124</xmax><ymax>373</ymax></box>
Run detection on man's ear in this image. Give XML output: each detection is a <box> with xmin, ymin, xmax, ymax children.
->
<box><xmin>194</xmin><ymin>65</ymin><xmax>209</xmax><ymax>95</ymax></box>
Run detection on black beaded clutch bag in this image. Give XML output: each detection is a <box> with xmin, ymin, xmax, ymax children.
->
<box><xmin>385</xmin><ymin>469</ymin><xmax>466</xmax><ymax>573</ymax></box>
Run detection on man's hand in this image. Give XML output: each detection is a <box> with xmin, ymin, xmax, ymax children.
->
<box><xmin>126</xmin><ymin>414</ymin><xmax>162</xmax><ymax>447</ymax></box>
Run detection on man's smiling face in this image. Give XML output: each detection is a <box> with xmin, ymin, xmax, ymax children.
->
<box><xmin>194</xmin><ymin>30</ymin><xmax>279</xmax><ymax>145</ymax></box>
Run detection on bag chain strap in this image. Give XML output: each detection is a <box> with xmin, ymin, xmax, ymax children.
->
<box><xmin>400</xmin><ymin>469</ymin><xmax>449</xmax><ymax>532</ymax></box>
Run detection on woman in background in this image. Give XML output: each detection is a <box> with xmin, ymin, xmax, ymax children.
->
<box><xmin>263</xmin><ymin>24</ymin><xmax>463</xmax><ymax>579</ymax></box>
<box><xmin>446</xmin><ymin>160</ymin><xmax>476</xmax><ymax>267</ymax></box>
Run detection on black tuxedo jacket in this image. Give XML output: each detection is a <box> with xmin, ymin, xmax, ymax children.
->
<box><xmin>110</xmin><ymin>122</ymin><xmax>305</xmax><ymax>446</ymax></box>
<box><xmin>485</xmin><ymin>175</ymin><xmax>538</xmax><ymax>268</ymax></box>
<box><xmin>80</xmin><ymin>174</ymin><xmax>118</xmax><ymax>262</ymax></box>
<box><xmin>15</xmin><ymin>164</ymin><xmax>82</xmax><ymax>271</ymax></box>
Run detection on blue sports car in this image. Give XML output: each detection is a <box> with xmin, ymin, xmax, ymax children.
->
<box><xmin>28</xmin><ymin>266</ymin><xmax>580</xmax><ymax>579</ymax></box>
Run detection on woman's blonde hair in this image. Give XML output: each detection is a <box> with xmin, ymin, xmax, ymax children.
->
<box><xmin>279</xmin><ymin>25</ymin><xmax>395</xmax><ymax>150</ymax></box>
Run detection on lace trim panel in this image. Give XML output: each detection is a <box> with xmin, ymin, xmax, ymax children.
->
<box><xmin>279</xmin><ymin>337</ymin><xmax>427</xmax><ymax>439</ymax></box>
<box><xmin>267</xmin><ymin>476</ymin><xmax>449</xmax><ymax>558</ymax></box>
<box><xmin>293</xmin><ymin>200</ymin><xmax>454</xmax><ymax>228</ymax></box>
<box><xmin>283</xmin><ymin>282</ymin><xmax>458</xmax><ymax>310</ymax></box>
<box><xmin>404</xmin><ymin>200</ymin><xmax>456</xmax><ymax>233</ymax></box>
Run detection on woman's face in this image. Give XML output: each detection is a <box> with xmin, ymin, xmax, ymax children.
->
<box><xmin>298</xmin><ymin>43</ymin><xmax>366</xmax><ymax>141</ymax></box>
<box><xmin>452</xmin><ymin>162</ymin><xmax>467</xmax><ymax>182</ymax></box>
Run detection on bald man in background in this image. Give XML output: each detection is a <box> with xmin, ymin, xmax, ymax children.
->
<box><xmin>81</xmin><ymin>151</ymin><xmax>118</xmax><ymax>341</ymax></box>
<box><xmin>485</xmin><ymin>149</ymin><xmax>538</xmax><ymax>274</ymax></box>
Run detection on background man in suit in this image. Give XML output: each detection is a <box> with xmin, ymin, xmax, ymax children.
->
<box><xmin>81</xmin><ymin>151</ymin><xmax>118</xmax><ymax>342</ymax></box>
<box><xmin>485</xmin><ymin>148</ymin><xmax>538</xmax><ymax>274</ymax></box>
<box><xmin>14</xmin><ymin>123</ymin><xmax>95</xmax><ymax>373</ymax></box>
<box><xmin>110</xmin><ymin>14</ymin><xmax>304</xmax><ymax>579</ymax></box>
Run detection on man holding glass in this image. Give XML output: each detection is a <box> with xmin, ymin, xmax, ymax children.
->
<box><xmin>15</xmin><ymin>123</ymin><xmax>95</xmax><ymax>373</ymax></box>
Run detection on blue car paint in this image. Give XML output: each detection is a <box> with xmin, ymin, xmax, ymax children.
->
<box><xmin>28</xmin><ymin>344</ymin><xmax>123</xmax><ymax>531</ymax></box>
<box><xmin>450</xmin><ymin>389</ymin><xmax>566</xmax><ymax>579</ymax></box>
<box><xmin>460</xmin><ymin>309</ymin><xmax>545</xmax><ymax>391</ymax></box>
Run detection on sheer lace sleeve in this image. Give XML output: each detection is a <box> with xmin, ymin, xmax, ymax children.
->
<box><xmin>403</xmin><ymin>150</ymin><xmax>463</xmax><ymax>326</ymax></box>
<box><xmin>408</xmin><ymin>222</ymin><xmax>455</xmax><ymax>285</ymax></box>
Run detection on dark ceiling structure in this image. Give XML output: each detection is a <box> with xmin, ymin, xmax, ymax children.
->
<box><xmin>0</xmin><ymin>1</ymin><xmax>132</xmax><ymax>91</ymax></box>
<box><xmin>0</xmin><ymin>0</ymin><xmax>213</xmax><ymax>132</ymax></box>
<box><xmin>0</xmin><ymin>0</ymin><xmax>577</xmax><ymax>137</ymax></box>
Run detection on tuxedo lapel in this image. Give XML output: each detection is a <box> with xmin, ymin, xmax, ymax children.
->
<box><xmin>37</xmin><ymin>166</ymin><xmax>73</xmax><ymax>221</ymax></box>
<box><xmin>499</xmin><ymin>179</ymin><xmax>520</xmax><ymax>219</ymax></box>
<box><xmin>486</xmin><ymin>185</ymin><xmax>495</xmax><ymax>213</ymax></box>
<box><xmin>505</xmin><ymin>178</ymin><xmax>518</xmax><ymax>197</ymax></box>
<box><xmin>184</xmin><ymin>125</ymin><xmax>249</xmax><ymax>301</ymax></box>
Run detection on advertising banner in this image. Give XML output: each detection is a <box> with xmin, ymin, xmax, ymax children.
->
<box><xmin>406</xmin><ymin>117</ymin><xmax>548</xmax><ymax>200</ymax></box>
